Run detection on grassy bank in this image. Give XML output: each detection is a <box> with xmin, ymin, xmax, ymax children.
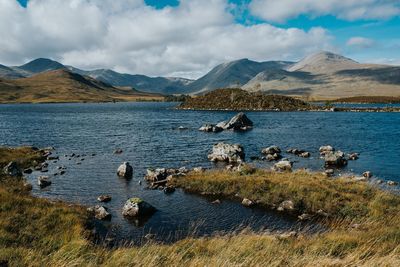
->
<box><xmin>1</xmin><ymin>148</ymin><xmax>399</xmax><ymax>266</ymax></box>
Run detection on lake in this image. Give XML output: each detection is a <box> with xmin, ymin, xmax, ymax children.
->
<box><xmin>0</xmin><ymin>102</ymin><xmax>399</xmax><ymax>243</ymax></box>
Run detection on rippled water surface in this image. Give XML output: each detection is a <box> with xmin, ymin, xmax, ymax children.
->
<box><xmin>0</xmin><ymin>102</ymin><xmax>399</xmax><ymax>242</ymax></box>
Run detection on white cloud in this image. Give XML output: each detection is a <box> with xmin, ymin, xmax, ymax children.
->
<box><xmin>249</xmin><ymin>0</ymin><xmax>400</xmax><ymax>23</ymax></box>
<box><xmin>346</xmin><ymin>37</ymin><xmax>375</xmax><ymax>48</ymax></box>
<box><xmin>0</xmin><ymin>0</ymin><xmax>333</xmax><ymax>78</ymax></box>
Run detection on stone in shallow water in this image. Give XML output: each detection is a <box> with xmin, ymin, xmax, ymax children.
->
<box><xmin>122</xmin><ymin>197</ymin><xmax>156</xmax><ymax>218</ymax></box>
<box><xmin>88</xmin><ymin>205</ymin><xmax>111</xmax><ymax>220</ymax></box>
<box><xmin>117</xmin><ymin>162</ymin><xmax>133</xmax><ymax>179</ymax></box>
<box><xmin>37</xmin><ymin>176</ymin><xmax>51</xmax><ymax>188</ymax></box>
<box><xmin>97</xmin><ymin>195</ymin><xmax>112</xmax><ymax>202</ymax></box>
<box><xmin>208</xmin><ymin>142</ymin><xmax>245</xmax><ymax>163</ymax></box>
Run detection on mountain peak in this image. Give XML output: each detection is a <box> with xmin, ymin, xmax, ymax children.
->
<box><xmin>19</xmin><ymin>58</ymin><xmax>65</xmax><ymax>74</ymax></box>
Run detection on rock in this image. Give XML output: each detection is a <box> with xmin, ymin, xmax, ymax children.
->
<box><xmin>88</xmin><ymin>205</ymin><xmax>111</xmax><ymax>220</ymax></box>
<box><xmin>273</xmin><ymin>160</ymin><xmax>292</xmax><ymax>172</ymax></box>
<box><xmin>278</xmin><ymin>231</ymin><xmax>297</xmax><ymax>239</ymax></box>
<box><xmin>299</xmin><ymin>152</ymin><xmax>311</xmax><ymax>158</ymax></box>
<box><xmin>59</xmin><ymin>170</ymin><xmax>66</xmax><ymax>175</ymax></box>
<box><xmin>37</xmin><ymin>176</ymin><xmax>51</xmax><ymax>188</ymax></box>
<box><xmin>47</xmin><ymin>156</ymin><xmax>59</xmax><ymax>161</ymax></box>
<box><xmin>319</xmin><ymin>145</ymin><xmax>335</xmax><ymax>155</ymax></box>
<box><xmin>212</xmin><ymin>199</ymin><xmax>221</xmax><ymax>204</ymax></box>
<box><xmin>178</xmin><ymin>126</ymin><xmax>188</xmax><ymax>130</ymax></box>
<box><xmin>223</xmin><ymin>112</ymin><xmax>253</xmax><ymax>131</ymax></box>
<box><xmin>265</xmin><ymin>153</ymin><xmax>281</xmax><ymax>161</ymax></box>
<box><xmin>363</xmin><ymin>171</ymin><xmax>373</xmax><ymax>179</ymax></box>
<box><xmin>316</xmin><ymin>209</ymin><xmax>329</xmax><ymax>217</ymax></box>
<box><xmin>277</xmin><ymin>200</ymin><xmax>295</xmax><ymax>211</ymax></box>
<box><xmin>163</xmin><ymin>186</ymin><xmax>175</xmax><ymax>194</ymax></box>
<box><xmin>199</xmin><ymin>124</ymin><xmax>222</xmax><ymax>132</ymax></box>
<box><xmin>23</xmin><ymin>182</ymin><xmax>33</xmax><ymax>191</ymax></box>
<box><xmin>387</xmin><ymin>181</ymin><xmax>398</xmax><ymax>186</ymax></box>
<box><xmin>287</xmin><ymin>148</ymin><xmax>305</xmax><ymax>155</ymax></box>
<box><xmin>117</xmin><ymin>162</ymin><xmax>133</xmax><ymax>179</ymax></box>
<box><xmin>241</xmin><ymin>198</ymin><xmax>254</xmax><ymax>207</ymax></box>
<box><xmin>376</xmin><ymin>179</ymin><xmax>384</xmax><ymax>185</ymax></box>
<box><xmin>193</xmin><ymin>167</ymin><xmax>205</xmax><ymax>173</ymax></box>
<box><xmin>348</xmin><ymin>153</ymin><xmax>359</xmax><ymax>160</ymax></box>
<box><xmin>114</xmin><ymin>149</ymin><xmax>123</xmax><ymax>154</ymax></box>
<box><xmin>23</xmin><ymin>168</ymin><xmax>33</xmax><ymax>174</ymax></box>
<box><xmin>122</xmin><ymin>197</ymin><xmax>156</xmax><ymax>217</ymax></box>
<box><xmin>3</xmin><ymin>161</ymin><xmax>22</xmax><ymax>177</ymax></box>
<box><xmin>97</xmin><ymin>195</ymin><xmax>112</xmax><ymax>202</ymax></box>
<box><xmin>324</xmin><ymin>169</ymin><xmax>334</xmax><ymax>177</ymax></box>
<box><xmin>298</xmin><ymin>213</ymin><xmax>312</xmax><ymax>221</ymax></box>
<box><xmin>208</xmin><ymin>143</ymin><xmax>245</xmax><ymax>163</ymax></box>
<box><xmin>145</xmin><ymin>168</ymin><xmax>169</xmax><ymax>182</ymax></box>
<box><xmin>262</xmin><ymin>146</ymin><xmax>281</xmax><ymax>155</ymax></box>
<box><xmin>353</xmin><ymin>176</ymin><xmax>367</xmax><ymax>182</ymax></box>
<box><xmin>324</xmin><ymin>151</ymin><xmax>347</xmax><ymax>167</ymax></box>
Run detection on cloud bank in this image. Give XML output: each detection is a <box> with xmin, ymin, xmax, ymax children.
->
<box><xmin>0</xmin><ymin>0</ymin><xmax>333</xmax><ymax>78</ymax></box>
<box><xmin>249</xmin><ymin>0</ymin><xmax>400</xmax><ymax>23</ymax></box>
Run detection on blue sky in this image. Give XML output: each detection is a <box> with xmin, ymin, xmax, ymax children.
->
<box><xmin>6</xmin><ymin>0</ymin><xmax>400</xmax><ymax>77</ymax></box>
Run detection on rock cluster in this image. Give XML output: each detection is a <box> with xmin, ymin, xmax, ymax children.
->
<box><xmin>261</xmin><ymin>146</ymin><xmax>282</xmax><ymax>161</ymax></box>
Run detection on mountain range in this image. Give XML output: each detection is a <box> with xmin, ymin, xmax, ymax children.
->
<box><xmin>1</xmin><ymin>51</ymin><xmax>400</xmax><ymax>101</ymax></box>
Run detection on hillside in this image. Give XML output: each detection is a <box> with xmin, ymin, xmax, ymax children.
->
<box><xmin>178</xmin><ymin>88</ymin><xmax>312</xmax><ymax>111</ymax></box>
<box><xmin>187</xmin><ymin>59</ymin><xmax>293</xmax><ymax>94</ymax></box>
<box><xmin>243</xmin><ymin>51</ymin><xmax>400</xmax><ymax>100</ymax></box>
<box><xmin>0</xmin><ymin>70</ymin><xmax>162</xmax><ymax>103</ymax></box>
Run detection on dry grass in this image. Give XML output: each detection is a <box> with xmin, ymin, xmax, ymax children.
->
<box><xmin>1</xmin><ymin>148</ymin><xmax>399</xmax><ymax>266</ymax></box>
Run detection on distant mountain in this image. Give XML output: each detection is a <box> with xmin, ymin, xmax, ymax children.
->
<box><xmin>18</xmin><ymin>58</ymin><xmax>66</xmax><ymax>74</ymax></box>
<box><xmin>186</xmin><ymin>58</ymin><xmax>293</xmax><ymax>94</ymax></box>
<box><xmin>67</xmin><ymin>68</ymin><xmax>194</xmax><ymax>95</ymax></box>
<box><xmin>0</xmin><ymin>69</ymin><xmax>162</xmax><ymax>103</ymax></box>
<box><xmin>243</xmin><ymin>51</ymin><xmax>400</xmax><ymax>100</ymax></box>
<box><xmin>0</xmin><ymin>64</ymin><xmax>25</xmax><ymax>79</ymax></box>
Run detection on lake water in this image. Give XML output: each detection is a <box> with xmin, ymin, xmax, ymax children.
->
<box><xmin>0</xmin><ymin>102</ymin><xmax>399</xmax><ymax>243</ymax></box>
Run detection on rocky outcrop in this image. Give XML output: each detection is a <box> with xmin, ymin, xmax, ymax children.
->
<box><xmin>273</xmin><ymin>160</ymin><xmax>292</xmax><ymax>172</ymax></box>
<box><xmin>223</xmin><ymin>112</ymin><xmax>253</xmax><ymax>131</ymax></box>
<box><xmin>37</xmin><ymin>176</ymin><xmax>51</xmax><ymax>188</ymax></box>
<box><xmin>324</xmin><ymin>151</ymin><xmax>347</xmax><ymax>167</ymax></box>
<box><xmin>3</xmin><ymin>161</ymin><xmax>22</xmax><ymax>177</ymax></box>
<box><xmin>88</xmin><ymin>205</ymin><xmax>111</xmax><ymax>220</ymax></box>
<box><xmin>122</xmin><ymin>197</ymin><xmax>156</xmax><ymax>217</ymax></box>
<box><xmin>199</xmin><ymin>113</ymin><xmax>253</xmax><ymax>132</ymax></box>
<box><xmin>208</xmin><ymin>143</ymin><xmax>245</xmax><ymax>163</ymax></box>
<box><xmin>117</xmin><ymin>162</ymin><xmax>133</xmax><ymax>179</ymax></box>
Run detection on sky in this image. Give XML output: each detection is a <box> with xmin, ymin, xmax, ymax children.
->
<box><xmin>0</xmin><ymin>0</ymin><xmax>399</xmax><ymax>78</ymax></box>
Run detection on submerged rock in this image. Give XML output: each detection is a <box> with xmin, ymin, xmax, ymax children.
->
<box><xmin>208</xmin><ymin>143</ymin><xmax>245</xmax><ymax>163</ymax></box>
<box><xmin>348</xmin><ymin>153</ymin><xmax>359</xmax><ymax>160</ymax></box>
<box><xmin>88</xmin><ymin>205</ymin><xmax>111</xmax><ymax>220</ymax></box>
<box><xmin>122</xmin><ymin>197</ymin><xmax>156</xmax><ymax>217</ymax></box>
<box><xmin>273</xmin><ymin>160</ymin><xmax>292</xmax><ymax>172</ymax></box>
<box><xmin>117</xmin><ymin>162</ymin><xmax>133</xmax><ymax>179</ymax></box>
<box><xmin>3</xmin><ymin>161</ymin><xmax>22</xmax><ymax>177</ymax></box>
<box><xmin>324</xmin><ymin>151</ymin><xmax>347</xmax><ymax>167</ymax></box>
<box><xmin>114</xmin><ymin>149</ymin><xmax>123</xmax><ymax>154</ymax></box>
<box><xmin>97</xmin><ymin>195</ymin><xmax>112</xmax><ymax>203</ymax></box>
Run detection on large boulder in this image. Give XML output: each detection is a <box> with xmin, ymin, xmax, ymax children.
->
<box><xmin>88</xmin><ymin>205</ymin><xmax>111</xmax><ymax>220</ymax></box>
<box><xmin>117</xmin><ymin>162</ymin><xmax>133</xmax><ymax>179</ymax></box>
<box><xmin>223</xmin><ymin>112</ymin><xmax>253</xmax><ymax>131</ymax></box>
<box><xmin>208</xmin><ymin>143</ymin><xmax>245</xmax><ymax>163</ymax></box>
<box><xmin>273</xmin><ymin>160</ymin><xmax>293</xmax><ymax>172</ymax></box>
<box><xmin>3</xmin><ymin>161</ymin><xmax>22</xmax><ymax>177</ymax></box>
<box><xmin>122</xmin><ymin>197</ymin><xmax>156</xmax><ymax>217</ymax></box>
<box><xmin>324</xmin><ymin>151</ymin><xmax>347</xmax><ymax>167</ymax></box>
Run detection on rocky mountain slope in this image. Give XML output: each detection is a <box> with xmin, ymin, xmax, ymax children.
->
<box><xmin>0</xmin><ymin>69</ymin><xmax>162</xmax><ymax>103</ymax></box>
